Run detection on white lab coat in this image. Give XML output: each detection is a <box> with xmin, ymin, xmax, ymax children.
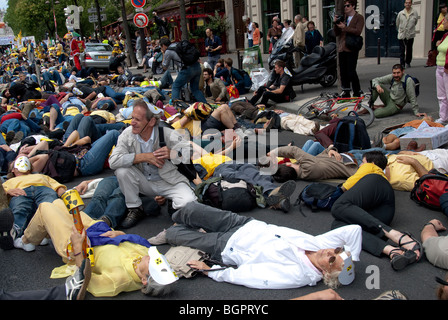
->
<box><xmin>208</xmin><ymin>221</ymin><xmax>362</xmax><ymax>289</ymax></box>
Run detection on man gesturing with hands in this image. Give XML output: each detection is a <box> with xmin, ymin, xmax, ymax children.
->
<box><xmin>109</xmin><ymin>99</ymin><xmax>197</xmax><ymax>228</ymax></box>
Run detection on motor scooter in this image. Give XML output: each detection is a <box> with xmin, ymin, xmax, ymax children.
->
<box><xmin>267</xmin><ymin>28</ymin><xmax>338</xmax><ymax>89</ymax></box>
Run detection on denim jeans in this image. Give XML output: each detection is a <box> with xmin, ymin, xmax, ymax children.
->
<box><xmin>172</xmin><ymin>62</ymin><xmax>207</xmax><ymax>103</ymax></box>
<box><xmin>347</xmin><ymin>147</ymin><xmax>398</xmax><ymax>164</ymax></box>
<box><xmin>1</xmin><ymin>118</ymin><xmax>40</xmax><ymax>137</ymax></box>
<box><xmin>78</xmin><ymin>129</ymin><xmax>119</xmax><ymax>176</ymax></box>
<box><xmin>302</xmin><ymin>140</ymin><xmax>325</xmax><ymax>156</ymax></box>
<box><xmin>62</xmin><ymin>97</ymin><xmax>84</xmax><ymax>110</ymax></box>
<box><xmin>42</xmin><ymin>71</ymin><xmax>63</xmax><ymax>86</ymax></box>
<box><xmin>83</xmin><ymin>176</ymin><xmax>126</xmax><ymax>228</ymax></box>
<box><xmin>159</xmin><ymin>70</ymin><xmax>173</xmax><ymax>89</ymax></box>
<box><xmin>103</xmin><ymin>86</ymin><xmax>126</xmax><ymax>104</ymax></box>
<box><xmin>10</xmin><ymin>185</ymin><xmax>59</xmax><ymax>237</ymax></box>
<box><xmin>63</xmin><ymin>114</ymin><xmax>125</xmax><ymax>143</ymax></box>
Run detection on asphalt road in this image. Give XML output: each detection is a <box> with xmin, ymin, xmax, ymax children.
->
<box><xmin>1</xmin><ymin>56</ymin><xmax>447</xmax><ymax>311</ymax></box>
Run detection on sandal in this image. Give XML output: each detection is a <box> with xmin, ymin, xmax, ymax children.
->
<box><xmin>389</xmin><ymin>248</ymin><xmax>417</xmax><ymax>271</ymax></box>
<box><xmin>398</xmin><ymin>232</ymin><xmax>424</xmax><ymax>262</ymax></box>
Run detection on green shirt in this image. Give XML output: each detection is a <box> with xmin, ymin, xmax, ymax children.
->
<box><xmin>372</xmin><ymin>73</ymin><xmax>419</xmax><ymax>115</ymax></box>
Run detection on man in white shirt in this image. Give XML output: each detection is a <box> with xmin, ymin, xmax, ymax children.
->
<box><xmin>246</xmin><ymin>17</ymin><xmax>254</xmax><ymax>48</ymax></box>
<box><xmin>161</xmin><ymin>201</ymin><xmax>362</xmax><ymax>290</ymax></box>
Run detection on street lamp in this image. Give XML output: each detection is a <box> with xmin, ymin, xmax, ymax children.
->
<box><xmin>46</xmin><ymin>0</ymin><xmax>60</xmax><ymax>40</ymax></box>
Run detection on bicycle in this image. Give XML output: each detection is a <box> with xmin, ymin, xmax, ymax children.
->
<box><xmin>297</xmin><ymin>92</ymin><xmax>375</xmax><ymax>127</ymax></box>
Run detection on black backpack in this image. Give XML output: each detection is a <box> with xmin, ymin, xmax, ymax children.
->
<box><xmin>168</xmin><ymin>40</ymin><xmax>200</xmax><ymax>67</ymax></box>
<box><xmin>203</xmin><ymin>178</ymin><xmax>257</xmax><ymax>212</ymax></box>
<box><xmin>235</xmin><ymin>68</ymin><xmax>253</xmax><ymax>90</ymax></box>
<box><xmin>42</xmin><ymin>80</ymin><xmax>55</xmax><ymax>92</ymax></box>
<box><xmin>42</xmin><ymin>150</ymin><xmax>77</xmax><ymax>183</ymax></box>
<box><xmin>294</xmin><ymin>182</ymin><xmax>343</xmax><ymax>216</ymax></box>
<box><xmin>333</xmin><ymin>111</ymin><xmax>371</xmax><ymax>153</ymax></box>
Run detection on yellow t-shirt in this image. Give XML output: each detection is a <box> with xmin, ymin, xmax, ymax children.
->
<box><xmin>192</xmin><ymin>153</ymin><xmax>231</xmax><ymax>179</ymax></box>
<box><xmin>64</xmin><ymin>106</ymin><xmax>82</xmax><ymax>116</ymax></box>
<box><xmin>342</xmin><ymin>163</ymin><xmax>387</xmax><ymax>191</ymax></box>
<box><xmin>171</xmin><ymin>117</ymin><xmax>202</xmax><ymax>137</ymax></box>
<box><xmin>90</xmin><ymin>110</ymin><xmax>116</xmax><ymax>123</ymax></box>
<box><xmin>3</xmin><ymin>173</ymin><xmax>66</xmax><ymax>193</ymax></box>
<box><xmin>387</xmin><ymin>154</ymin><xmax>434</xmax><ymax>191</ymax></box>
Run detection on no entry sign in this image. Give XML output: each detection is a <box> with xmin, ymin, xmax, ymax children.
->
<box><xmin>133</xmin><ymin>13</ymin><xmax>149</xmax><ymax>28</ymax></box>
<box><xmin>131</xmin><ymin>0</ymin><xmax>146</xmax><ymax>8</ymax></box>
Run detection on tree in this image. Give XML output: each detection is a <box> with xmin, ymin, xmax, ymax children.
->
<box><xmin>179</xmin><ymin>0</ymin><xmax>188</xmax><ymax>40</ymax></box>
<box><xmin>119</xmin><ymin>0</ymin><xmax>137</xmax><ymax>66</ymax></box>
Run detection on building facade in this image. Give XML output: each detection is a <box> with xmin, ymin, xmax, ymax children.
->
<box><xmin>226</xmin><ymin>0</ymin><xmax>443</xmax><ymax>57</ymax></box>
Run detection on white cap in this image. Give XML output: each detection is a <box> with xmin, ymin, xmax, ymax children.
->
<box><xmin>148</xmin><ymin>247</ymin><xmax>179</xmax><ymax>285</ymax></box>
<box><xmin>338</xmin><ymin>248</ymin><xmax>355</xmax><ymax>285</ymax></box>
<box><xmin>14</xmin><ymin>156</ymin><xmax>31</xmax><ymax>173</ymax></box>
<box><xmin>166</xmin><ymin>113</ymin><xmax>181</xmax><ymax>123</ymax></box>
<box><xmin>147</xmin><ymin>102</ymin><xmax>163</xmax><ymax>115</ymax></box>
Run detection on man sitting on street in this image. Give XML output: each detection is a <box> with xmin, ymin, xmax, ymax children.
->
<box><xmin>369</xmin><ymin>64</ymin><xmax>424</xmax><ymax>118</ymax></box>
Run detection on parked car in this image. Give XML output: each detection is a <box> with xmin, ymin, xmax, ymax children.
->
<box><xmin>80</xmin><ymin>43</ymin><xmax>113</xmax><ymax>72</ymax></box>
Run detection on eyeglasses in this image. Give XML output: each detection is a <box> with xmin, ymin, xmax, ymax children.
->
<box><xmin>344</xmin><ymin>4</ymin><xmax>352</xmax><ymax>8</ymax></box>
<box><xmin>328</xmin><ymin>247</ymin><xmax>344</xmax><ymax>265</ymax></box>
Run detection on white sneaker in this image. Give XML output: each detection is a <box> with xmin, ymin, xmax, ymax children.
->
<box><xmin>72</xmin><ymin>87</ymin><xmax>83</xmax><ymax>96</ymax></box>
<box><xmin>40</xmin><ymin>237</ymin><xmax>51</xmax><ymax>246</ymax></box>
<box><xmin>14</xmin><ymin>236</ymin><xmax>35</xmax><ymax>252</ymax></box>
<box><xmin>147</xmin><ymin>229</ymin><xmax>167</xmax><ymax>245</ymax></box>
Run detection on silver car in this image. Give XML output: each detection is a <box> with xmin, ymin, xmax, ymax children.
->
<box><xmin>80</xmin><ymin>43</ymin><xmax>113</xmax><ymax>71</ymax></box>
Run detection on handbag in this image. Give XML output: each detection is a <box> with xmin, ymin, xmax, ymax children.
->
<box><xmin>426</xmin><ymin>49</ymin><xmax>438</xmax><ymax>67</ymax></box>
<box><xmin>164</xmin><ymin>246</ymin><xmax>205</xmax><ymax>278</ymax></box>
<box><xmin>345</xmin><ymin>33</ymin><xmax>363</xmax><ymax>51</ymax></box>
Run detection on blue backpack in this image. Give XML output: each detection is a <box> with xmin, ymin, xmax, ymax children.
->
<box><xmin>294</xmin><ymin>182</ymin><xmax>343</xmax><ymax>216</ymax></box>
<box><xmin>333</xmin><ymin>111</ymin><xmax>371</xmax><ymax>153</ymax></box>
<box><xmin>391</xmin><ymin>74</ymin><xmax>420</xmax><ymax>97</ymax></box>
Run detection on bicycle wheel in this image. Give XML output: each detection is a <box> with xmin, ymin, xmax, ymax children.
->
<box><xmin>333</xmin><ymin>102</ymin><xmax>375</xmax><ymax>127</ymax></box>
<box><xmin>297</xmin><ymin>94</ymin><xmax>334</xmax><ymax>119</ymax></box>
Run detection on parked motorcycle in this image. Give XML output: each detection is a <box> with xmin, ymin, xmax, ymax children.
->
<box><xmin>267</xmin><ymin>28</ymin><xmax>338</xmax><ymax>88</ymax></box>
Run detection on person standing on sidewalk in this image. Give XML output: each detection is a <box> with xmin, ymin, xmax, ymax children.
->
<box><xmin>396</xmin><ymin>0</ymin><xmax>419</xmax><ymax>68</ymax></box>
<box><xmin>434</xmin><ymin>17</ymin><xmax>448</xmax><ymax>124</ymax></box>
<box><xmin>246</xmin><ymin>17</ymin><xmax>254</xmax><ymax>48</ymax></box>
<box><xmin>205</xmin><ymin>28</ymin><xmax>222</xmax><ymax>70</ymax></box>
<box><xmin>333</xmin><ymin>0</ymin><xmax>364</xmax><ymax>98</ymax></box>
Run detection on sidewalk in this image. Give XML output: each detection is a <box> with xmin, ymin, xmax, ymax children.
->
<box><xmin>130</xmin><ymin>54</ymin><xmax>437</xmax><ymax>138</ymax></box>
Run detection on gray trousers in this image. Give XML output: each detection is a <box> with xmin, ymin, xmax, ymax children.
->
<box><xmin>115</xmin><ymin>166</ymin><xmax>197</xmax><ymax>210</ymax></box>
<box><xmin>0</xmin><ymin>286</ymin><xmax>65</xmax><ymax>300</ymax></box>
<box><xmin>166</xmin><ymin>201</ymin><xmax>252</xmax><ymax>261</ymax></box>
<box><xmin>213</xmin><ymin>163</ymin><xmax>276</xmax><ymax>196</ymax></box>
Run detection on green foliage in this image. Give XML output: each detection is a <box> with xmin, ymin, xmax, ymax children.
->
<box><xmin>4</xmin><ymin>0</ymin><xmax>121</xmax><ymax>41</ymax></box>
<box><xmin>205</xmin><ymin>10</ymin><xmax>231</xmax><ymax>36</ymax></box>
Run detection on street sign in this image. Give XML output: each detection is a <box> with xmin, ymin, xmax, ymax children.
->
<box><xmin>89</xmin><ymin>14</ymin><xmax>106</xmax><ymax>23</ymax></box>
<box><xmin>131</xmin><ymin>0</ymin><xmax>146</xmax><ymax>8</ymax></box>
<box><xmin>133</xmin><ymin>13</ymin><xmax>149</xmax><ymax>28</ymax></box>
<box><xmin>88</xmin><ymin>7</ymin><xmax>105</xmax><ymax>13</ymax></box>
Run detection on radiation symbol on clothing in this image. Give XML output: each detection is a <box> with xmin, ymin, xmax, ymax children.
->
<box><xmin>155</xmin><ymin>258</ymin><xmax>162</xmax><ymax>265</ymax></box>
